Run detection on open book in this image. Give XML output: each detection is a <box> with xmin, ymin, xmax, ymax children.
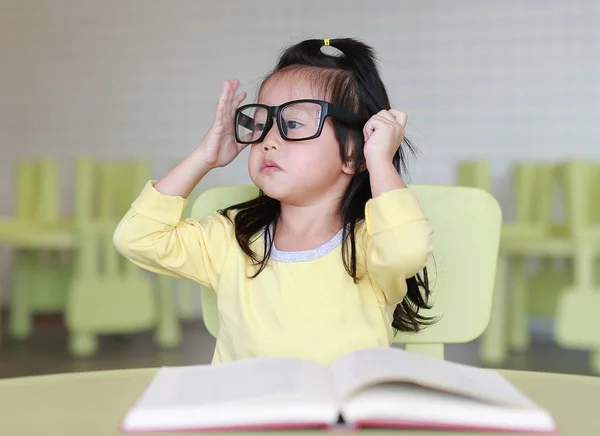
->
<box><xmin>121</xmin><ymin>347</ymin><xmax>556</xmax><ymax>433</ymax></box>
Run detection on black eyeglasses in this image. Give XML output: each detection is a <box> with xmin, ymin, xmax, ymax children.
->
<box><xmin>234</xmin><ymin>99</ymin><xmax>365</xmax><ymax>144</ymax></box>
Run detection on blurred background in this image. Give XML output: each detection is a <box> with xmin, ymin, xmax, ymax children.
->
<box><xmin>0</xmin><ymin>0</ymin><xmax>598</xmax><ymax>378</ymax></box>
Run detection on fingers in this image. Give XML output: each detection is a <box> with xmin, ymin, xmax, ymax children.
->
<box><xmin>222</xmin><ymin>80</ymin><xmax>235</xmax><ymax>112</ymax></box>
<box><xmin>363</xmin><ymin>109</ymin><xmax>406</xmax><ymax>132</ymax></box>
<box><xmin>362</xmin><ymin>109</ymin><xmax>408</xmax><ymax>143</ymax></box>
<box><xmin>223</xmin><ymin>80</ymin><xmax>246</xmax><ymax>112</ymax></box>
<box><xmin>232</xmin><ymin>91</ymin><xmax>247</xmax><ymax>112</ymax></box>
<box><xmin>363</xmin><ymin>110</ymin><xmax>393</xmax><ymax>135</ymax></box>
<box><xmin>214</xmin><ymin>79</ymin><xmax>245</xmax><ymax>125</ymax></box>
<box><xmin>389</xmin><ymin>109</ymin><xmax>407</xmax><ymax>128</ymax></box>
<box><xmin>372</xmin><ymin>109</ymin><xmax>407</xmax><ymax>126</ymax></box>
<box><xmin>214</xmin><ymin>80</ymin><xmax>231</xmax><ymax>122</ymax></box>
<box><xmin>374</xmin><ymin>110</ymin><xmax>397</xmax><ymax>124</ymax></box>
<box><xmin>363</xmin><ymin>117</ymin><xmax>376</xmax><ymax>141</ymax></box>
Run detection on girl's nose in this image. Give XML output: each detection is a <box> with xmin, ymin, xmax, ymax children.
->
<box><xmin>261</xmin><ymin>127</ymin><xmax>281</xmax><ymax>151</ymax></box>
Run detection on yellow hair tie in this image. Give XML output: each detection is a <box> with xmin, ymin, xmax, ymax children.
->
<box><xmin>324</xmin><ymin>38</ymin><xmax>330</xmax><ymax>46</ymax></box>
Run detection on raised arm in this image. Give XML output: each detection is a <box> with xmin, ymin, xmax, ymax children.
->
<box><xmin>114</xmin><ymin>79</ymin><xmax>248</xmax><ymax>288</ymax></box>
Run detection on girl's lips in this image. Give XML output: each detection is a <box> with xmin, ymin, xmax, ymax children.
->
<box><xmin>262</xmin><ymin>159</ymin><xmax>282</xmax><ymax>172</ymax></box>
<box><xmin>262</xmin><ymin>166</ymin><xmax>281</xmax><ymax>173</ymax></box>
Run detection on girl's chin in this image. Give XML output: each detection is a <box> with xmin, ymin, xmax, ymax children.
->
<box><xmin>254</xmin><ymin>181</ymin><xmax>289</xmax><ymax>202</ymax></box>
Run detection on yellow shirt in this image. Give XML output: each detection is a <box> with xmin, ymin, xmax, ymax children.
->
<box><xmin>113</xmin><ymin>181</ymin><xmax>433</xmax><ymax>365</ymax></box>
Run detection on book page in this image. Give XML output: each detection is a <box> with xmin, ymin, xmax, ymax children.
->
<box><xmin>341</xmin><ymin>382</ymin><xmax>555</xmax><ymax>433</ymax></box>
<box><xmin>136</xmin><ymin>357</ymin><xmax>334</xmax><ymax>408</ymax></box>
<box><xmin>123</xmin><ymin>357</ymin><xmax>338</xmax><ymax>431</ymax></box>
<box><xmin>329</xmin><ymin>347</ymin><xmax>537</xmax><ymax>408</ymax></box>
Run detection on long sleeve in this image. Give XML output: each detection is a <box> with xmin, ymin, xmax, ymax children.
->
<box><xmin>113</xmin><ymin>181</ymin><xmax>233</xmax><ymax>290</ymax></box>
<box><xmin>363</xmin><ymin>188</ymin><xmax>434</xmax><ymax>306</ymax></box>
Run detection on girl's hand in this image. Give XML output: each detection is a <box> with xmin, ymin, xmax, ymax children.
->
<box><xmin>363</xmin><ymin>109</ymin><xmax>407</xmax><ymax>168</ymax></box>
<box><xmin>197</xmin><ymin>79</ymin><xmax>247</xmax><ymax>168</ymax></box>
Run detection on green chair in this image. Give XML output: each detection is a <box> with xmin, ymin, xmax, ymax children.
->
<box><xmin>459</xmin><ymin>160</ymin><xmax>599</xmax><ymax>368</ymax></box>
<box><xmin>190</xmin><ymin>184</ymin><xmax>503</xmax><ymax>359</ymax></box>
<box><xmin>500</xmin><ymin>162</ymin><xmax>600</xmax><ymax>371</ymax></box>
<box><xmin>65</xmin><ymin>159</ymin><xmax>171</xmax><ymax>357</ymax></box>
<box><xmin>458</xmin><ymin>161</ymin><xmax>566</xmax><ymax>361</ymax></box>
<box><xmin>555</xmin><ymin>161</ymin><xmax>600</xmax><ymax>372</ymax></box>
<box><xmin>495</xmin><ymin>163</ymin><xmax>571</xmax><ymax>357</ymax></box>
<box><xmin>0</xmin><ymin>159</ymin><xmax>75</xmax><ymax>341</ymax></box>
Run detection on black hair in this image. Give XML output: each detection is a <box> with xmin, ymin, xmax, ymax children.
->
<box><xmin>220</xmin><ymin>37</ymin><xmax>434</xmax><ymax>333</ymax></box>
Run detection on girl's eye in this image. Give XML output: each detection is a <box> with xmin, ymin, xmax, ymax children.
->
<box><xmin>286</xmin><ymin>120</ymin><xmax>303</xmax><ymax>129</ymax></box>
<box><xmin>255</xmin><ymin>123</ymin><xmax>266</xmax><ymax>132</ymax></box>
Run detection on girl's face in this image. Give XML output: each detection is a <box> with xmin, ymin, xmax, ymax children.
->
<box><xmin>247</xmin><ymin>73</ymin><xmax>354</xmax><ymax>206</ymax></box>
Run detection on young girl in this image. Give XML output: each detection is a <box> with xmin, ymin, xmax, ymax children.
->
<box><xmin>114</xmin><ymin>37</ymin><xmax>434</xmax><ymax>365</ymax></box>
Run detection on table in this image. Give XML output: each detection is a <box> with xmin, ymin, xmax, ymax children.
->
<box><xmin>0</xmin><ymin>368</ymin><xmax>599</xmax><ymax>435</ymax></box>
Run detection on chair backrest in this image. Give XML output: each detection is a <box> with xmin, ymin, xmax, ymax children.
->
<box><xmin>562</xmin><ymin>161</ymin><xmax>600</xmax><ymax>234</ymax></box>
<box><xmin>16</xmin><ymin>159</ymin><xmax>61</xmax><ymax>222</ymax></box>
<box><xmin>457</xmin><ymin>160</ymin><xmax>558</xmax><ymax>229</ymax></box>
<box><xmin>457</xmin><ymin>160</ymin><xmax>491</xmax><ymax>192</ymax></box>
<box><xmin>191</xmin><ymin>184</ymin><xmax>502</xmax><ymax>359</ymax></box>
<box><xmin>73</xmin><ymin>158</ymin><xmax>150</xmax><ymax>278</ymax></box>
<box><xmin>589</xmin><ymin>164</ymin><xmax>600</xmax><ymax>226</ymax></box>
<box><xmin>512</xmin><ymin>162</ymin><xmax>558</xmax><ymax>229</ymax></box>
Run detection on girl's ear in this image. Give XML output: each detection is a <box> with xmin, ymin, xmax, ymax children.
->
<box><xmin>342</xmin><ymin>150</ymin><xmax>368</xmax><ymax>175</ymax></box>
<box><xmin>342</xmin><ymin>159</ymin><xmax>356</xmax><ymax>175</ymax></box>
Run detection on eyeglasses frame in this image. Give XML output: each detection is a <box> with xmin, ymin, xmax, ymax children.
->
<box><xmin>234</xmin><ymin>99</ymin><xmax>366</xmax><ymax>144</ymax></box>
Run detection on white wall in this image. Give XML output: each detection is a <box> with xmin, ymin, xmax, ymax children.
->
<box><xmin>2</xmin><ymin>0</ymin><xmax>600</xmax><ymax>205</ymax></box>
<box><xmin>1</xmin><ymin>0</ymin><xmax>599</xmax><ymax>298</ymax></box>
